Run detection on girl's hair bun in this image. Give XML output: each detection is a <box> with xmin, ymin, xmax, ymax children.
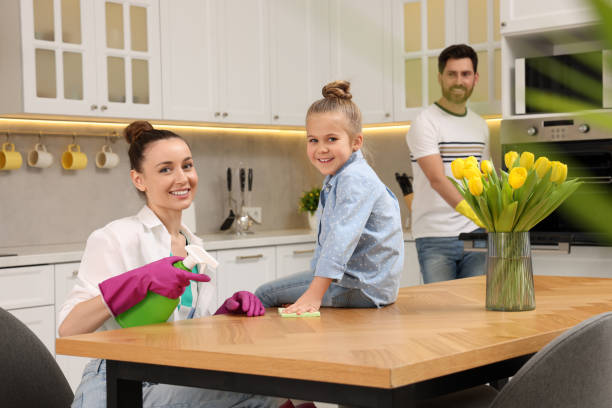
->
<box><xmin>322</xmin><ymin>80</ymin><xmax>352</xmax><ymax>100</ymax></box>
<box><xmin>124</xmin><ymin>120</ymin><xmax>154</xmax><ymax>144</ymax></box>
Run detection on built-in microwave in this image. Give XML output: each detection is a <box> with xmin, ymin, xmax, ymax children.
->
<box><xmin>515</xmin><ymin>50</ymin><xmax>612</xmax><ymax>114</ymax></box>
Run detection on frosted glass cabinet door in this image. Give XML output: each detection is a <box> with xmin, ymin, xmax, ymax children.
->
<box><xmin>94</xmin><ymin>0</ymin><xmax>161</xmax><ymax>118</ymax></box>
<box><xmin>20</xmin><ymin>0</ymin><xmax>95</xmax><ymax>115</ymax></box>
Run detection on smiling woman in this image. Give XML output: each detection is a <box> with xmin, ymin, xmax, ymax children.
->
<box><xmin>56</xmin><ymin>120</ymin><xmax>280</xmax><ymax>408</ymax></box>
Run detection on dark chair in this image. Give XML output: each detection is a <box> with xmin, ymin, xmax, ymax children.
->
<box><xmin>418</xmin><ymin>311</ymin><xmax>612</xmax><ymax>408</ymax></box>
<box><xmin>0</xmin><ymin>307</ymin><xmax>74</xmax><ymax>407</ymax></box>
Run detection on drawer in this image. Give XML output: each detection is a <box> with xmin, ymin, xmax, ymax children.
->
<box><xmin>276</xmin><ymin>243</ymin><xmax>315</xmax><ymax>279</ymax></box>
<box><xmin>0</xmin><ymin>264</ymin><xmax>54</xmax><ymax>310</ymax></box>
<box><xmin>9</xmin><ymin>305</ymin><xmax>55</xmax><ymax>355</ymax></box>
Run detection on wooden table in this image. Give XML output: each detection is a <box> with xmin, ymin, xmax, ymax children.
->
<box><xmin>56</xmin><ymin>276</ymin><xmax>612</xmax><ymax>407</ymax></box>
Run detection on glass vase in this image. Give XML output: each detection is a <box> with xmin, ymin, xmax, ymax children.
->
<box><xmin>486</xmin><ymin>232</ymin><xmax>535</xmax><ymax>311</ymax></box>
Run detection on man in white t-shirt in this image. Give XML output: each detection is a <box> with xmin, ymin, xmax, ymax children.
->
<box><xmin>406</xmin><ymin>44</ymin><xmax>489</xmax><ymax>283</ymax></box>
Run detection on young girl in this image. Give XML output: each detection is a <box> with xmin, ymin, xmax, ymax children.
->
<box><xmin>58</xmin><ymin>121</ymin><xmax>278</xmax><ymax>408</ymax></box>
<box><xmin>255</xmin><ymin>81</ymin><xmax>404</xmax><ymax>314</ymax></box>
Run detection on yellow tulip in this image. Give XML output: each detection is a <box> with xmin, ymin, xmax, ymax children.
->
<box><xmin>508</xmin><ymin>167</ymin><xmax>527</xmax><ymax>189</ymax></box>
<box><xmin>519</xmin><ymin>152</ymin><xmax>535</xmax><ymax>170</ymax></box>
<box><xmin>464</xmin><ymin>156</ymin><xmax>479</xmax><ymax>169</ymax></box>
<box><xmin>550</xmin><ymin>161</ymin><xmax>568</xmax><ymax>184</ymax></box>
<box><xmin>505</xmin><ymin>151</ymin><xmax>519</xmax><ymax>170</ymax></box>
<box><xmin>468</xmin><ymin>176</ymin><xmax>484</xmax><ymax>196</ymax></box>
<box><xmin>451</xmin><ymin>158</ymin><xmax>465</xmax><ymax>179</ymax></box>
<box><xmin>534</xmin><ymin>156</ymin><xmax>551</xmax><ymax>178</ymax></box>
<box><xmin>481</xmin><ymin>160</ymin><xmax>494</xmax><ymax>177</ymax></box>
<box><xmin>463</xmin><ymin>166</ymin><xmax>482</xmax><ymax>180</ymax></box>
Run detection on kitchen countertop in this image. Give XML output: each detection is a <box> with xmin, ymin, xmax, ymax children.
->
<box><xmin>0</xmin><ymin>229</ymin><xmax>415</xmax><ymax>268</ymax></box>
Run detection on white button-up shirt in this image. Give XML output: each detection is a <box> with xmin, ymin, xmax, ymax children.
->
<box><xmin>58</xmin><ymin>206</ymin><xmax>217</xmax><ymax>333</ymax></box>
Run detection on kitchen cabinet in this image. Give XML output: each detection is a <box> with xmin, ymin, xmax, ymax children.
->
<box><xmin>215</xmin><ymin>246</ymin><xmax>276</xmax><ymax>308</ymax></box>
<box><xmin>160</xmin><ymin>0</ymin><xmax>270</xmax><ymax>124</ymax></box>
<box><xmin>268</xmin><ymin>0</ymin><xmax>331</xmax><ymax>125</ymax></box>
<box><xmin>392</xmin><ymin>0</ymin><xmax>502</xmax><ymax>120</ymax></box>
<box><xmin>54</xmin><ymin>262</ymin><xmax>89</xmax><ymax>393</ymax></box>
<box><xmin>532</xmin><ymin>246</ymin><xmax>612</xmax><ymax>278</ymax></box>
<box><xmin>499</xmin><ymin>0</ymin><xmax>597</xmax><ymax>36</ymax></box>
<box><xmin>276</xmin><ymin>242</ymin><xmax>315</xmax><ymax>279</ymax></box>
<box><xmin>330</xmin><ymin>0</ymin><xmax>394</xmax><ymax>124</ymax></box>
<box><xmin>401</xmin><ymin>241</ymin><xmax>423</xmax><ymax>287</ymax></box>
<box><xmin>0</xmin><ymin>264</ymin><xmax>55</xmax><ymax>355</ymax></box>
<box><xmin>0</xmin><ymin>0</ymin><xmax>161</xmax><ymax>118</ymax></box>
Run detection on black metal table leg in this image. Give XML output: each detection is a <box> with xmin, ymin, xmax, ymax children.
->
<box><xmin>107</xmin><ymin>360</ymin><xmax>143</xmax><ymax>408</ymax></box>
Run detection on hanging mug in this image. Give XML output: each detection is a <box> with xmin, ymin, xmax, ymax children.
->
<box><xmin>0</xmin><ymin>142</ymin><xmax>23</xmax><ymax>171</ymax></box>
<box><xmin>96</xmin><ymin>144</ymin><xmax>120</xmax><ymax>169</ymax></box>
<box><xmin>61</xmin><ymin>143</ymin><xmax>88</xmax><ymax>170</ymax></box>
<box><xmin>27</xmin><ymin>143</ymin><xmax>54</xmax><ymax>169</ymax></box>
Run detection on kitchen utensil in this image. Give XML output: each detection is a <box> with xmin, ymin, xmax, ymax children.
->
<box><xmin>247</xmin><ymin>168</ymin><xmax>253</xmax><ymax>206</ymax></box>
<box><xmin>395</xmin><ymin>172</ymin><xmax>414</xmax><ymax>210</ymax></box>
<box><xmin>236</xmin><ymin>168</ymin><xmax>253</xmax><ymax>234</ymax></box>
<box><xmin>220</xmin><ymin>168</ymin><xmax>236</xmax><ymax>231</ymax></box>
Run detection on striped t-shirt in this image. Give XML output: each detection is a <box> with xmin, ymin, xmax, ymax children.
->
<box><xmin>406</xmin><ymin>103</ymin><xmax>489</xmax><ymax>238</ymax></box>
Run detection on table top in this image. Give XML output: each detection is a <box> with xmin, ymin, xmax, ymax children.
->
<box><xmin>56</xmin><ymin>275</ymin><xmax>612</xmax><ymax>389</ymax></box>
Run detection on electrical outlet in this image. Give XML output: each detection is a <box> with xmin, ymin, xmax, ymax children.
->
<box><xmin>243</xmin><ymin>206</ymin><xmax>262</xmax><ymax>224</ymax></box>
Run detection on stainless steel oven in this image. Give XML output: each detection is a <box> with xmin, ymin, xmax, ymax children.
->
<box><xmin>500</xmin><ymin>114</ymin><xmax>612</xmax><ymax>246</ymax></box>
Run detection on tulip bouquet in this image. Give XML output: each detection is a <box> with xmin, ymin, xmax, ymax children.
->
<box><xmin>449</xmin><ymin>152</ymin><xmax>582</xmax><ymax>311</ymax></box>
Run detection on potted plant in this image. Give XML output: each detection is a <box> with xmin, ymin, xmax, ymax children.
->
<box><xmin>299</xmin><ymin>187</ymin><xmax>321</xmax><ymax>231</ymax></box>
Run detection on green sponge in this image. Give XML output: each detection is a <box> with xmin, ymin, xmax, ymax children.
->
<box><xmin>278</xmin><ymin>307</ymin><xmax>321</xmax><ymax>317</ymax></box>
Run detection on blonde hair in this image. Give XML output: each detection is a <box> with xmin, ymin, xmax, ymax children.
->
<box><xmin>306</xmin><ymin>80</ymin><xmax>362</xmax><ymax>138</ymax></box>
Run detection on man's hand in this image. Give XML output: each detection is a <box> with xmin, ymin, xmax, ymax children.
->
<box><xmin>455</xmin><ymin>200</ymin><xmax>485</xmax><ymax>228</ymax></box>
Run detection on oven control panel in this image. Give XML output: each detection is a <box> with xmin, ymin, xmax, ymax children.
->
<box><xmin>501</xmin><ymin>114</ymin><xmax>610</xmax><ymax>144</ymax></box>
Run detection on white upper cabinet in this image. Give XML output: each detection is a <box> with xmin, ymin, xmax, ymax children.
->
<box><xmin>93</xmin><ymin>0</ymin><xmax>162</xmax><ymax>118</ymax></box>
<box><xmin>268</xmin><ymin>0</ymin><xmax>331</xmax><ymax>126</ymax></box>
<box><xmin>0</xmin><ymin>0</ymin><xmax>161</xmax><ymax>118</ymax></box>
<box><xmin>393</xmin><ymin>0</ymin><xmax>502</xmax><ymax>120</ymax></box>
<box><xmin>330</xmin><ymin>0</ymin><xmax>394</xmax><ymax>123</ymax></box>
<box><xmin>160</xmin><ymin>0</ymin><xmax>270</xmax><ymax>124</ymax></box>
<box><xmin>500</xmin><ymin>0</ymin><xmax>598</xmax><ymax>36</ymax></box>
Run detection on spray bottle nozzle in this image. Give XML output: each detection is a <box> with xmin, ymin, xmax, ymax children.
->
<box><xmin>181</xmin><ymin>245</ymin><xmax>219</xmax><ymax>271</ymax></box>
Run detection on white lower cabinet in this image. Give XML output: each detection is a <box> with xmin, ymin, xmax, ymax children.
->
<box><xmin>276</xmin><ymin>243</ymin><xmax>315</xmax><ymax>279</ymax></box>
<box><xmin>215</xmin><ymin>246</ymin><xmax>276</xmax><ymax>308</ymax></box>
<box><xmin>54</xmin><ymin>262</ymin><xmax>89</xmax><ymax>393</ymax></box>
<box><xmin>532</xmin><ymin>246</ymin><xmax>612</xmax><ymax>278</ymax></box>
<box><xmin>8</xmin><ymin>305</ymin><xmax>55</xmax><ymax>355</ymax></box>
<box><xmin>402</xmin><ymin>241</ymin><xmax>422</xmax><ymax>287</ymax></box>
<box><xmin>0</xmin><ymin>264</ymin><xmax>55</xmax><ymax>355</ymax></box>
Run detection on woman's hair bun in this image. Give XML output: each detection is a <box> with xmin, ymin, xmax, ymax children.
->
<box><xmin>322</xmin><ymin>80</ymin><xmax>352</xmax><ymax>100</ymax></box>
<box><xmin>124</xmin><ymin>120</ymin><xmax>154</xmax><ymax>144</ymax></box>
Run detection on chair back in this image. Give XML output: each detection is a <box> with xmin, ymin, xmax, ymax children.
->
<box><xmin>0</xmin><ymin>307</ymin><xmax>74</xmax><ymax>407</ymax></box>
<box><xmin>490</xmin><ymin>311</ymin><xmax>612</xmax><ymax>408</ymax></box>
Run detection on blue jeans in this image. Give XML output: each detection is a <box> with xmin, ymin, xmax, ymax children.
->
<box><xmin>415</xmin><ymin>235</ymin><xmax>486</xmax><ymax>284</ymax></box>
<box><xmin>255</xmin><ymin>271</ymin><xmax>377</xmax><ymax>308</ymax></box>
<box><xmin>71</xmin><ymin>359</ymin><xmax>282</xmax><ymax>408</ymax></box>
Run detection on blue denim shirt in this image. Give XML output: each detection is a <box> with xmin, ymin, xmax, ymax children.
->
<box><xmin>311</xmin><ymin>150</ymin><xmax>404</xmax><ymax>306</ymax></box>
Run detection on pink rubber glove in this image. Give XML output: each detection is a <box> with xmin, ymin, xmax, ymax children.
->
<box><xmin>99</xmin><ymin>256</ymin><xmax>211</xmax><ymax>316</ymax></box>
<box><xmin>214</xmin><ymin>291</ymin><xmax>265</xmax><ymax>317</ymax></box>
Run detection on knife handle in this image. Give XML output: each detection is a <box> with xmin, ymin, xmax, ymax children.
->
<box><xmin>248</xmin><ymin>168</ymin><xmax>253</xmax><ymax>192</ymax></box>
<box><xmin>239</xmin><ymin>168</ymin><xmax>245</xmax><ymax>192</ymax></box>
<box><xmin>226</xmin><ymin>168</ymin><xmax>232</xmax><ymax>192</ymax></box>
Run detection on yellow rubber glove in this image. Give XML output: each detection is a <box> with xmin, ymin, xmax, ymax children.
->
<box><xmin>455</xmin><ymin>199</ymin><xmax>486</xmax><ymax>228</ymax></box>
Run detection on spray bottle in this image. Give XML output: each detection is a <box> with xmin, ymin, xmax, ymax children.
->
<box><xmin>116</xmin><ymin>245</ymin><xmax>219</xmax><ymax>328</ymax></box>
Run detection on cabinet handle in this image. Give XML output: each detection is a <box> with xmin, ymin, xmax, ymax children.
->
<box><xmin>385</xmin><ymin>112</ymin><xmax>390</xmax><ymax>118</ymax></box>
<box><xmin>273</xmin><ymin>115</ymin><xmax>279</xmax><ymax>120</ymax></box>
<box><xmin>100</xmin><ymin>105</ymin><xmax>108</xmax><ymax>111</ymax></box>
<box><xmin>293</xmin><ymin>249</ymin><xmax>314</xmax><ymax>255</ymax></box>
<box><xmin>222</xmin><ymin>112</ymin><xmax>228</xmax><ymax>118</ymax></box>
<box><xmin>72</xmin><ymin>270</ymin><xmax>78</xmax><ymax>277</ymax></box>
<box><xmin>214</xmin><ymin>112</ymin><xmax>220</xmax><ymax>117</ymax></box>
<box><xmin>501</xmin><ymin>22</ymin><xmax>506</xmax><ymax>27</ymax></box>
<box><xmin>90</xmin><ymin>104</ymin><xmax>98</xmax><ymax>110</ymax></box>
<box><xmin>236</xmin><ymin>254</ymin><xmax>264</xmax><ymax>261</ymax></box>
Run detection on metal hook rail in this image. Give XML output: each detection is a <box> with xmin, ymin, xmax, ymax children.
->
<box><xmin>0</xmin><ymin>129</ymin><xmax>120</xmax><ymax>143</ymax></box>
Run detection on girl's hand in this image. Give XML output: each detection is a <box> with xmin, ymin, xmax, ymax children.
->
<box><xmin>282</xmin><ymin>291</ymin><xmax>322</xmax><ymax>315</ymax></box>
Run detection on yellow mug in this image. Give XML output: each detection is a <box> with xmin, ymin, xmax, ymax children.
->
<box><xmin>61</xmin><ymin>143</ymin><xmax>88</xmax><ymax>170</ymax></box>
<box><xmin>0</xmin><ymin>142</ymin><xmax>23</xmax><ymax>171</ymax></box>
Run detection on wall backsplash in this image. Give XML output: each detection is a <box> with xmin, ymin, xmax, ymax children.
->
<box><xmin>0</xmin><ymin>120</ymin><xmax>499</xmax><ymax>248</ymax></box>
